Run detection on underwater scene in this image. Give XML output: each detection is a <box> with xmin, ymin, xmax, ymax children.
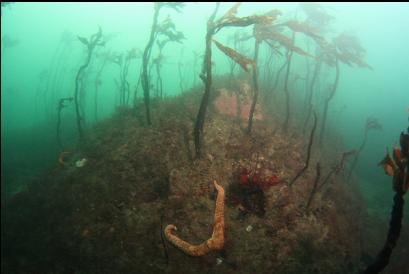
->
<box><xmin>1</xmin><ymin>2</ymin><xmax>409</xmax><ymax>274</ymax></box>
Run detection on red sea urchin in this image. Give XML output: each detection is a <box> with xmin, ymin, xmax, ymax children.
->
<box><xmin>228</xmin><ymin>168</ymin><xmax>281</xmax><ymax>217</ymax></box>
<box><xmin>239</xmin><ymin>168</ymin><xmax>280</xmax><ymax>191</ymax></box>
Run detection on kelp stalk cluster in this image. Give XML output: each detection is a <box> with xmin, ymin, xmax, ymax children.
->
<box><xmin>74</xmin><ymin>27</ymin><xmax>104</xmax><ymax>140</ymax></box>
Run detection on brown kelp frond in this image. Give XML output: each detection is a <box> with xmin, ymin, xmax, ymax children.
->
<box><xmin>289</xmin><ymin>44</ymin><xmax>314</xmax><ymax>58</ymax></box>
<box><xmin>157</xmin><ymin>16</ymin><xmax>176</xmax><ymax>32</ymax></box>
<box><xmin>162</xmin><ymin>29</ymin><xmax>185</xmax><ymax>43</ymax></box>
<box><xmin>217</xmin><ymin>2</ymin><xmax>242</xmax><ymax>22</ymax></box>
<box><xmin>284</xmin><ymin>20</ymin><xmax>323</xmax><ymax>39</ymax></box>
<box><xmin>77</xmin><ymin>27</ymin><xmax>105</xmax><ymax>48</ymax></box>
<box><xmin>299</xmin><ymin>3</ymin><xmax>335</xmax><ymax>26</ymax></box>
<box><xmin>261</xmin><ymin>29</ymin><xmax>285</xmax><ymax>43</ymax></box>
<box><xmin>215</xmin><ymin>3</ymin><xmax>279</xmax><ymax>32</ymax></box>
<box><xmin>157</xmin><ymin>16</ymin><xmax>185</xmax><ymax>43</ymax></box>
<box><xmin>365</xmin><ymin>117</ymin><xmax>382</xmax><ymax>132</ymax></box>
<box><xmin>263</xmin><ymin>30</ymin><xmax>314</xmax><ymax>58</ymax></box>
<box><xmin>127</xmin><ymin>47</ymin><xmax>142</xmax><ymax>60</ymax></box>
<box><xmin>213</xmin><ymin>39</ymin><xmax>255</xmax><ymax>73</ymax></box>
<box><xmin>333</xmin><ymin>32</ymin><xmax>372</xmax><ymax>69</ymax></box>
<box><xmin>77</xmin><ymin>36</ymin><xmax>89</xmax><ymax>46</ymax></box>
<box><xmin>378</xmin><ymin>133</ymin><xmax>408</xmax><ymax>192</ymax></box>
<box><xmin>102</xmin><ymin>50</ymin><xmax>118</xmax><ymax>64</ymax></box>
<box><xmin>215</xmin><ymin>15</ymin><xmax>275</xmax><ymax>33</ymax></box>
<box><xmin>253</xmin><ymin>10</ymin><xmax>282</xmax><ymax>42</ymax></box>
<box><xmin>254</xmin><ymin>18</ymin><xmax>317</xmax><ymax>58</ymax></box>
<box><xmin>334</xmin><ymin>32</ymin><xmax>366</xmax><ymax>57</ymax></box>
<box><xmin>379</xmin><ymin>148</ymin><xmax>397</xmax><ymax>177</ymax></box>
<box><xmin>336</xmin><ymin>51</ymin><xmax>372</xmax><ymax>70</ymax></box>
<box><xmin>313</xmin><ymin>35</ymin><xmax>330</xmax><ymax>49</ymax></box>
<box><xmin>91</xmin><ymin>27</ymin><xmax>103</xmax><ymax>44</ymax></box>
<box><xmin>318</xmin><ymin>33</ymin><xmax>371</xmax><ymax>69</ymax></box>
<box><xmin>159</xmin><ymin>2</ymin><xmax>186</xmax><ymax>12</ymax></box>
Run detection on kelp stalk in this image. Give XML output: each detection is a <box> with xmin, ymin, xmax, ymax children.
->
<box><xmin>193</xmin><ymin>3</ymin><xmax>219</xmax><ymax>158</ymax></box>
<box><xmin>347</xmin><ymin>118</ymin><xmax>382</xmax><ymax>181</ymax></box>
<box><xmin>247</xmin><ymin>40</ymin><xmax>260</xmax><ymax>134</ymax></box>
<box><xmin>57</xmin><ymin>97</ymin><xmax>73</xmax><ymax>148</ymax></box>
<box><xmin>94</xmin><ymin>53</ymin><xmax>108</xmax><ymax>121</ymax></box>
<box><xmin>289</xmin><ymin>111</ymin><xmax>317</xmax><ymax>186</ymax></box>
<box><xmin>303</xmin><ymin>58</ymin><xmax>322</xmax><ymax>132</ymax></box>
<box><xmin>271</xmin><ymin>57</ymin><xmax>288</xmax><ymax>92</ymax></box>
<box><xmin>306</xmin><ymin>162</ymin><xmax>321</xmax><ymax>210</ymax></box>
<box><xmin>319</xmin><ymin>56</ymin><xmax>340</xmax><ymax>144</ymax></box>
<box><xmin>318</xmin><ymin>150</ymin><xmax>357</xmax><ymax>190</ymax></box>
<box><xmin>282</xmin><ymin>45</ymin><xmax>294</xmax><ymax>132</ymax></box>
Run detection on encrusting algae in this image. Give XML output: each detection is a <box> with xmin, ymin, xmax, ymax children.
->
<box><xmin>164</xmin><ymin>180</ymin><xmax>225</xmax><ymax>256</ymax></box>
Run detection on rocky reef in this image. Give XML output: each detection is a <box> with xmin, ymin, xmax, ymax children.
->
<box><xmin>2</xmin><ymin>78</ymin><xmax>400</xmax><ymax>274</ymax></box>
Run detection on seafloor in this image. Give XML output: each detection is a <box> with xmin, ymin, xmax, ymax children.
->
<box><xmin>1</xmin><ymin>77</ymin><xmax>408</xmax><ymax>274</ymax></box>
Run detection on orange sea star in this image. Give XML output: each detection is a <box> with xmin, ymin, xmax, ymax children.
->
<box><xmin>58</xmin><ymin>151</ymin><xmax>71</xmax><ymax>166</ymax></box>
<box><xmin>164</xmin><ymin>180</ymin><xmax>225</xmax><ymax>256</ymax></box>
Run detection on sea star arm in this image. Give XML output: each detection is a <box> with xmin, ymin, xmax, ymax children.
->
<box><xmin>164</xmin><ymin>225</ymin><xmax>211</xmax><ymax>256</ymax></box>
<box><xmin>164</xmin><ymin>180</ymin><xmax>225</xmax><ymax>256</ymax></box>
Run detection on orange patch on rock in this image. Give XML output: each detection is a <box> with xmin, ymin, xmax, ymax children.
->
<box><xmin>81</xmin><ymin>229</ymin><xmax>89</xmax><ymax>237</ymax></box>
<box><xmin>214</xmin><ymin>87</ymin><xmax>263</xmax><ymax>121</ymax></box>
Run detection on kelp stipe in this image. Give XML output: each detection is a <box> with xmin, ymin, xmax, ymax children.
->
<box><xmin>362</xmin><ymin>131</ymin><xmax>409</xmax><ymax>274</ymax></box>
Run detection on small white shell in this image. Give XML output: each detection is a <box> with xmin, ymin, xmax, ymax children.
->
<box><xmin>75</xmin><ymin>158</ymin><xmax>87</xmax><ymax>168</ymax></box>
<box><xmin>246</xmin><ymin>225</ymin><xmax>253</xmax><ymax>232</ymax></box>
<box><xmin>216</xmin><ymin>257</ymin><xmax>223</xmax><ymax>265</ymax></box>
